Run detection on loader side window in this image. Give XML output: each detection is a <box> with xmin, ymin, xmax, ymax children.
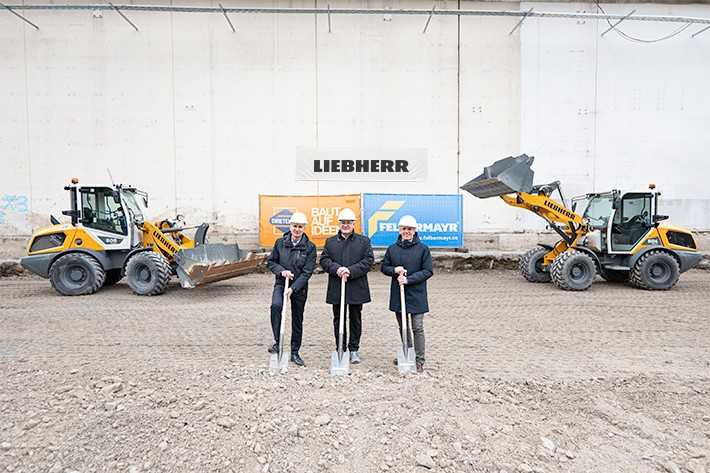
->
<box><xmin>121</xmin><ymin>191</ymin><xmax>145</xmax><ymax>224</ymax></box>
<box><xmin>611</xmin><ymin>194</ymin><xmax>652</xmax><ymax>251</ymax></box>
<box><xmin>80</xmin><ymin>188</ymin><xmax>127</xmax><ymax>235</ymax></box>
<box><xmin>583</xmin><ymin>195</ymin><xmax>614</xmax><ymax>229</ymax></box>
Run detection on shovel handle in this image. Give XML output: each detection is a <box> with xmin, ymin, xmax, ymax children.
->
<box><xmin>340</xmin><ymin>276</ymin><xmax>346</xmax><ymax>303</ymax></box>
<box><xmin>282</xmin><ymin>278</ymin><xmax>290</xmax><ymax>307</ymax></box>
<box><xmin>399</xmin><ymin>282</ymin><xmax>407</xmax><ymax>317</ymax></box>
<box><xmin>399</xmin><ymin>282</ymin><xmax>408</xmax><ymax>353</ymax></box>
<box><xmin>338</xmin><ymin>278</ymin><xmax>346</xmax><ymax>359</ymax></box>
<box><xmin>276</xmin><ymin>277</ymin><xmax>290</xmax><ymax>362</ymax></box>
<box><xmin>280</xmin><ymin>279</ymin><xmax>289</xmax><ymax>334</ymax></box>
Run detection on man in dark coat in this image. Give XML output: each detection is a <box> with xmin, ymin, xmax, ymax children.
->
<box><xmin>266</xmin><ymin>212</ymin><xmax>317</xmax><ymax>367</ymax></box>
<box><xmin>381</xmin><ymin>215</ymin><xmax>433</xmax><ymax>373</ymax></box>
<box><xmin>319</xmin><ymin>208</ymin><xmax>374</xmax><ymax>364</ymax></box>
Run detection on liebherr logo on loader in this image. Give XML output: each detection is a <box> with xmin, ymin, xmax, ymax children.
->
<box><xmin>544</xmin><ymin>200</ymin><xmax>576</xmax><ymax>220</ymax></box>
<box><xmin>152</xmin><ymin>229</ymin><xmax>179</xmax><ymax>253</ymax></box>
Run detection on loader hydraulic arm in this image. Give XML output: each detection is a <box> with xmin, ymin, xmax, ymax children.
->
<box><xmin>141</xmin><ymin>221</ymin><xmax>181</xmax><ymax>260</ymax></box>
<box><xmin>459</xmin><ymin>154</ymin><xmax>587</xmax><ymax>245</ymax></box>
<box><xmin>500</xmin><ymin>192</ymin><xmax>586</xmax><ymax>245</ymax></box>
<box><xmin>501</xmin><ymin>193</ymin><xmax>584</xmax><ymax>226</ymax></box>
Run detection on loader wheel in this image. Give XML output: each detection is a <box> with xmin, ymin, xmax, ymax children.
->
<box><xmin>550</xmin><ymin>250</ymin><xmax>596</xmax><ymax>291</ymax></box>
<box><xmin>600</xmin><ymin>269</ymin><xmax>629</xmax><ymax>283</ymax></box>
<box><xmin>125</xmin><ymin>252</ymin><xmax>171</xmax><ymax>296</ymax></box>
<box><xmin>103</xmin><ymin>269</ymin><xmax>123</xmax><ymax>286</ymax></box>
<box><xmin>49</xmin><ymin>253</ymin><xmax>106</xmax><ymax>296</ymax></box>
<box><xmin>629</xmin><ymin>250</ymin><xmax>679</xmax><ymax>290</ymax></box>
<box><xmin>519</xmin><ymin>247</ymin><xmax>551</xmax><ymax>283</ymax></box>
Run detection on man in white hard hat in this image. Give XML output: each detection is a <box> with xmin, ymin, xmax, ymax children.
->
<box><xmin>266</xmin><ymin>211</ymin><xmax>317</xmax><ymax>367</ymax></box>
<box><xmin>381</xmin><ymin>215</ymin><xmax>433</xmax><ymax>373</ymax></box>
<box><xmin>319</xmin><ymin>208</ymin><xmax>374</xmax><ymax>364</ymax></box>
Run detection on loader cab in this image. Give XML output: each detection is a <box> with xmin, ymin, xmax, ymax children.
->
<box><xmin>609</xmin><ymin>192</ymin><xmax>654</xmax><ymax>252</ymax></box>
<box><xmin>580</xmin><ymin>190</ymin><xmax>655</xmax><ymax>253</ymax></box>
<box><xmin>79</xmin><ymin>187</ymin><xmax>128</xmax><ymax>235</ymax></box>
<box><xmin>64</xmin><ymin>184</ymin><xmax>146</xmax><ymax>251</ymax></box>
<box><xmin>71</xmin><ymin>186</ymin><xmax>146</xmax><ymax>231</ymax></box>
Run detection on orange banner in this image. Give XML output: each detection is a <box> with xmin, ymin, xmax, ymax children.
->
<box><xmin>259</xmin><ymin>194</ymin><xmax>362</xmax><ymax>248</ymax></box>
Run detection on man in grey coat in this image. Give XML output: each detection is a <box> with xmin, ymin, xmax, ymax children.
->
<box><xmin>381</xmin><ymin>215</ymin><xmax>433</xmax><ymax>373</ymax></box>
<box><xmin>319</xmin><ymin>208</ymin><xmax>374</xmax><ymax>364</ymax></box>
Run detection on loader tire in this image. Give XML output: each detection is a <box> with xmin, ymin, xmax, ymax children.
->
<box><xmin>125</xmin><ymin>251</ymin><xmax>171</xmax><ymax>296</ymax></box>
<box><xmin>519</xmin><ymin>247</ymin><xmax>551</xmax><ymax>283</ymax></box>
<box><xmin>49</xmin><ymin>253</ymin><xmax>106</xmax><ymax>296</ymax></box>
<box><xmin>550</xmin><ymin>250</ymin><xmax>596</xmax><ymax>291</ymax></box>
<box><xmin>600</xmin><ymin>269</ymin><xmax>628</xmax><ymax>283</ymax></box>
<box><xmin>629</xmin><ymin>250</ymin><xmax>679</xmax><ymax>290</ymax></box>
<box><xmin>103</xmin><ymin>269</ymin><xmax>123</xmax><ymax>286</ymax></box>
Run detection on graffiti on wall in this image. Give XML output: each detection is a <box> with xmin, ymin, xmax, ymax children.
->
<box><xmin>0</xmin><ymin>195</ymin><xmax>30</xmax><ymax>225</ymax></box>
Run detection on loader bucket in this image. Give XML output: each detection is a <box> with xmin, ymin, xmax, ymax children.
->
<box><xmin>174</xmin><ymin>243</ymin><xmax>267</xmax><ymax>288</ymax></box>
<box><xmin>460</xmin><ymin>154</ymin><xmax>535</xmax><ymax>198</ymax></box>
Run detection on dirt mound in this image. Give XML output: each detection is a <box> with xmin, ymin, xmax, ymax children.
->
<box><xmin>0</xmin><ymin>261</ymin><xmax>24</xmax><ymax>277</ymax></box>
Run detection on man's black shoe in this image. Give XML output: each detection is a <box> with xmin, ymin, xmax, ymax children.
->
<box><xmin>290</xmin><ymin>352</ymin><xmax>305</xmax><ymax>367</ymax></box>
<box><xmin>267</xmin><ymin>343</ymin><xmax>278</xmax><ymax>354</ymax></box>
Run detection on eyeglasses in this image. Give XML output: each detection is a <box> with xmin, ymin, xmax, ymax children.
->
<box><xmin>399</xmin><ymin>226</ymin><xmax>416</xmax><ymax>231</ymax></box>
<box><xmin>291</xmin><ymin>224</ymin><xmax>305</xmax><ymax>229</ymax></box>
<box><xmin>339</xmin><ymin>220</ymin><xmax>354</xmax><ymax>225</ymax></box>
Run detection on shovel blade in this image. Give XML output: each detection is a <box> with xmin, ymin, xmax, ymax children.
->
<box><xmin>330</xmin><ymin>350</ymin><xmax>350</xmax><ymax>376</ymax></box>
<box><xmin>175</xmin><ymin>243</ymin><xmax>267</xmax><ymax>288</ymax></box>
<box><xmin>397</xmin><ymin>347</ymin><xmax>417</xmax><ymax>374</ymax></box>
<box><xmin>460</xmin><ymin>154</ymin><xmax>535</xmax><ymax>198</ymax></box>
<box><xmin>269</xmin><ymin>352</ymin><xmax>289</xmax><ymax>371</ymax></box>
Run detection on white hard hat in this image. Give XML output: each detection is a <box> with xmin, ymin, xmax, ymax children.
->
<box><xmin>289</xmin><ymin>212</ymin><xmax>308</xmax><ymax>225</ymax></box>
<box><xmin>338</xmin><ymin>208</ymin><xmax>357</xmax><ymax>221</ymax></box>
<box><xmin>398</xmin><ymin>215</ymin><xmax>417</xmax><ymax>228</ymax></box>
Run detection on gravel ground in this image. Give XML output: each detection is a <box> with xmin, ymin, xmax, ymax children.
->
<box><xmin>1</xmin><ymin>270</ymin><xmax>709</xmax><ymax>473</ymax></box>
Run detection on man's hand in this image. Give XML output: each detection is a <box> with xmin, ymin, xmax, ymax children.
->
<box><xmin>397</xmin><ymin>274</ymin><xmax>408</xmax><ymax>285</ymax></box>
<box><xmin>286</xmin><ymin>288</ymin><xmax>293</xmax><ymax>298</ymax></box>
<box><xmin>394</xmin><ymin>266</ymin><xmax>407</xmax><ymax>275</ymax></box>
<box><xmin>281</xmin><ymin>270</ymin><xmax>294</xmax><ymax>279</ymax></box>
<box><xmin>337</xmin><ymin>267</ymin><xmax>350</xmax><ymax>280</ymax></box>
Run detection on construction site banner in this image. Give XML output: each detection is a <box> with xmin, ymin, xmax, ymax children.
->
<box><xmin>259</xmin><ymin>194</ymin><xmax>362</xmax><ymax>248</ymax></box>
<box><xmin>362</xmin><ymin>194</ymin><xmax>463</xmax><ymax>248</ymax></box>
<box><xmin>295</xmin><ymin>147</ymin><xmax>427</xmax><ymax>181</ymax></box>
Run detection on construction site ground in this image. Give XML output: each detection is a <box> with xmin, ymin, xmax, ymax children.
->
<box><xmin>1</xmin><ymin>270</ymin><xmax>709</xmax><ymax>473</ymax></box>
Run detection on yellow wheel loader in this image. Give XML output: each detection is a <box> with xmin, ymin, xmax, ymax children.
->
<box><xmin>20</xmin><ymin>179</ymin><xmax>266</xmax><ymax>296</ymax></box>
<box><xmin>461</xmin><ymin>155</ymin><xmax>702</xmax><ymax>291</ymax></box>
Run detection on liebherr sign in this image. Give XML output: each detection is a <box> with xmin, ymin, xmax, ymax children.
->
<box><xmin>296</xmin><ymin>148</ymin><xmax>427</xmax><ymax>181</ymax></box>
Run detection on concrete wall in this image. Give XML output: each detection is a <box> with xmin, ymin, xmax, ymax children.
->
<box><xmin>518</xmin><ymin>2</ymin><xmax>710</xmax><ymax>232</ymax></box>
<box><xmin>2</xmin><ymin>0</ymin><xmax>709</xmax><ymax>251</ymax></box>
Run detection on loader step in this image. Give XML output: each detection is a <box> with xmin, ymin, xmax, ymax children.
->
<box><xmin>603</xmin><ymin>265</ymin><xmax>630</xmax><ymax>271</ymax></box>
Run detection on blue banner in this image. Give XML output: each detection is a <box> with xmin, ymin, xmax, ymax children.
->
<box><xmin>363</xmin><ymin>194</ymin><xmax>463</xmax><ymax>248</ymax></box>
